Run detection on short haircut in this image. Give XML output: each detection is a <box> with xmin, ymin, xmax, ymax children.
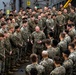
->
<box><xmin>52</xmin><ymin>39</ymin><xmax>58</xmax><ymax>47</ymax></box>
<box><xmin>74</xmin><ymin>36</ymin><xmax>76</xmax><ymax>40</ymax></box>
<box><xmin>70</xmin><ymin>7</ymin><xmax>75</xmax><ymax>11</ymax></box>
<box><xmin>0</xmin><ymin>16</ymin><xmax>3</xmax><ymax>19</ymax></box>
<box><xmin>0</xmin><ymin>33</ymin><xmax>4</xmax><ymax>37</ymax></box>
<box><xmin>65</xmin><ymin>29</ymin><xmax>69</xmax><ymax>34</ymax></box>
<box><xmin>23</xmin><ymin>20</ymin><xmax>27</xmax><ymax>23</ymax></box>
<box><xmin>68</xmin><ymin>17</ymin><xmax>74</xmax><ymax>22</ymax></box>
<box><xmin>60</xmin><ymin>32</ymin><xmax>65</xmax><ymax>38</ymax></box>
<box><xmin>9</xmin><ymin>14</ymin><xmax>13</xmax><ymax>16</ymax></box>
<box><xmin>1</xmin><ymin>22</ymin><xmax>6</xmax><ymax>26</ymax></box>
<box><xmin>48</xmin><ymin>13</ymin><xmax>51</xmax><ymax>16</ymax></box>
<box><xmin>68</xmin><ymin>43</ymin><xmax>75</xmax><ymax>49</ymax></box>
<box><xmin>3</xmin><ymin>13</ymin><xmax>6</xmax><ymax>16</ymax></box>
<box><xmin>48</xmin><ymin>31</ymin><xmax>54</xmax><ymax>37</ymax></box>
<box><xmin>63</xmin><ymin>50</ymin><xmax>70</xmax><ymax>57</ymax></box>
<box><xmin>42</xmin><ymin>50</ymin><xmax>48</xmax><ymax>56</ymax></box>
<box><xmin>44</xmin><ymin>39</ymin><xmax>51</xmax><ymax>45</ymax></box>
<box><xmin>6</xmin><ymin>18</ymin><xmax>11</xmax><ymax>21</ymax></box>
<box><xmin>73</xmin><ymin>40</ymin><xmax>76</xmax><ymax>46</ymax></box>
<box><xmin>52</xmin><ymin>14</ymin><xmax>56</xmax><ymax>17</ymax></box>
<box><xmin>54</xmin><ymin>56</ymin><xmax>62</xmax><ymax>64</ymax></box>
<box><xmin>26</xmin><ymin>7</ymin><xmax>31</xmax><ymax>9</ymax></box>
<box><xmin>72</xmin><ymin>23</ymin><xmax>75</xmax><ymax>26</ymax></box>
<box><xmin>31</xmin><ymin>15</ymin><xmax>34</xmax><ymax>18</ymax></box>
<box><xmin>67</xmin><ymin>24</ymin><xmax>72</xmax><ymax>28</ymax></box>
<box><xmin>30</xmin><ymin>54</ymin><xmax>38</xmax><ymax>62</ymax></box>
<box><xmin>15</xmin><ymin>26</ymin><xmax>20</xmax><ymax>30</ymax></box>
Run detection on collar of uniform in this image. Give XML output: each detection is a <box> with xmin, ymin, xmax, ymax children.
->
<box><xmin>47</xmin><ymin>45</ymin><xmax>52</xmax><ymax>49</ymax></box>
<box><xmin>60</xmin><ymin>39</ymin><xmax>64</xmax><ymax>42</ymax></box>
<box><xmin>44</xmin><ymin>57</ymin><xmax>48</xmax><ymax>60</ymax></box>
<box><xmin>56</xmin><ymin>65</ymin><xmax>61</xmax><ymax>67</ymax></box>
<box><xmin>64</xmin><ymin>58</ymin><xmax>69</xmax><ymax>61</ymax></box>
<box><xmin>71</xmin><ymin>50</ymin><xmax>75</xmax><ymax>53</ymax></box>
<box><xmin>32</xmin><ymin>62</ymin><xmax>38</xmax><ymax>65</ymax></box>
<box><xmin>50</xmin><ymin>37</ymin><xmax>53</xmax><ymax>40</ymax></box>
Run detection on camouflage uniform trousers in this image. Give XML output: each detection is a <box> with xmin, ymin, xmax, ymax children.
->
<box><xmin>0</xmin><ymin>60</ymin><xmax>5</xmax><ymax>74</ymax></box>
<box><xmin>33</xmin><ymin>44</ymin><xmax>44</xmax><ymax>60</ymax></box>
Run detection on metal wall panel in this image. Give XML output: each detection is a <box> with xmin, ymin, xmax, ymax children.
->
<box><xmin>21</xmin><ymin>0</ymin><xmax>66</xmax><ymax>9</ymax></box>
<box><xmin>0</xmin><ymin>0</ymin><xmax>11</xmax><ymax>12</ymax></box>
<box><xmin>0</xmin><ymin>0</ymin><xmax>66</xmax><ymax>12</ymax></box>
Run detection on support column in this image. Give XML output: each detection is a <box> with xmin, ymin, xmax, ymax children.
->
<box><xmin>16</xmin><ymin>0</ymin><xmax>19</xmax><ymax>12</ymax></box>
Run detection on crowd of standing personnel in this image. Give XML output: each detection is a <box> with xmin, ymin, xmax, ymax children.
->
<box><xmin>0</xmin><ymin>2</ymin><xmax>76</xmax><ymax>75</ymax></box>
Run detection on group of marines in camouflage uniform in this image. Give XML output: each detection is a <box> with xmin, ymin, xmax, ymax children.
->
<box><xmin>0</xmin><ymin>2</ymin><xmax>76</xmax><ymax>75</ymax></box>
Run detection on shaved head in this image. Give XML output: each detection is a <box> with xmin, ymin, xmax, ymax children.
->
<box><xmin>35</xmin><ymin>26</ymin><xmax>40</xmax><ymax>32</ymax></box>
<box><xmin>42</xmin><ymin>51</ymin><xmax>48</xmax><ymax>57</ymax></box>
